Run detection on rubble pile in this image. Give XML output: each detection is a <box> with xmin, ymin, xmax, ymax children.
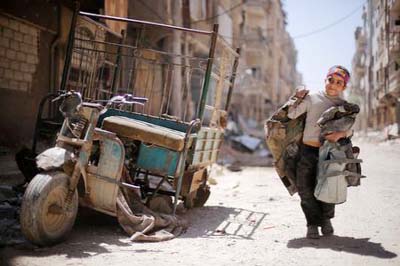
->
<box><xmin>383</xmin><ymin>123</ymin><xmax>399</xmax><ymax>140</ymax></box>
<box><xmin>218</xmin><ymin>115</ymin><xmax>273</xmax><ymax>170</ymax></box>
<box><xmin>0</xmin><ymin>185</ymin><xmax>25</xmax><ymax>246</ymax></box>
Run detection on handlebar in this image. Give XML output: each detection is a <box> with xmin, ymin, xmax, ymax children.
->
<box><xmin>53</xmin><ymin>90</ymin><xmax>148</xmax><ymax>117</ymax></box>
<box><xmin>105</xmin><ymin>94</ymin><xmax>148</xmax><ymax>108</ymax></box>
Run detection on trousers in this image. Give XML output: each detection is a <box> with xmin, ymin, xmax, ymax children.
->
<box><xmin>296</xmin><ymin>144</ymin><xmax>335</xmax><ymax>226</ymax></box>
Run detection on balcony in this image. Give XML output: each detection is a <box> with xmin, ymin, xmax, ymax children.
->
<box><xmin>243</xmin><ymin>27</ymin><xmax>268</xmax><ymax>47</ymax></box>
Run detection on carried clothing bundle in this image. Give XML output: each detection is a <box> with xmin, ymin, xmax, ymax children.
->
<box><xmin>314</xmin><ymin>103</ymin><xmax>364</xmax><ymax>204</ymax></box>
<box><xmin>264</xmin><ymin>91</ymin><xmax>309</xmax><ymax>195</ymax></box>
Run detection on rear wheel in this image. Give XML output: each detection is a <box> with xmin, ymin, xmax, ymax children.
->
<box><xmin>20</xmin><ymin>171</ymin><xmax>78</xmax><ymax>246</ymax></box>
<box><xmin>184</xmin><ymin>185</ymin><xmax>211</xmax><ymax>209</ymax></box>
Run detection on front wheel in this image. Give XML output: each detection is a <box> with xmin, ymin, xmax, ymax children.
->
<box><xmin>20</xmin><ymin>171</ymin><xmax>78</xmax><ymax>246</ymax></box>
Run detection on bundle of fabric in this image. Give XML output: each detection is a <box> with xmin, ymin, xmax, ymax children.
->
<box><xmin>314</xmin><ymin>102</ymin><xmax>364</xmax><ymax>204</ymax></box>
<box><xmin>116</xmin><ymin>173</ymin><xmax>187</xmax><ymax>242</ymax></box>
<box><xmin>264</xmin><ymin>90</ymin><xmax>309</xmax><ymax>195</ymax></box>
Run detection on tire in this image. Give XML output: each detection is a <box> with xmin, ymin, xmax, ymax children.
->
<box><xmin>20</xmin><ymin>171</ymin><xmax>78</xmax><ymax>246</ymax></box>
<box><xmin>184</xmin><ymin>185</ymin><xmax>211</xmax><ymax>209</ymax></box>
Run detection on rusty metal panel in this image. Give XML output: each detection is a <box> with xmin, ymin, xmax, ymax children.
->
<box><xmin>85</xmin><ymin>138</ymin><xmax>124</xmax><ymax>214</ymax></box>
<box><xmin>177</xmin><ymin>168</ymin><xmax>206</xmax><ymax>197</ymax></box>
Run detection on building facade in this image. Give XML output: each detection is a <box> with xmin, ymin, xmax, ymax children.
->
<box><xmin>350</xmin><ymin>0</ymin><xmax>400</xmax><ymax>133</ymax></box>
<box><xmin>0</xmin><ymin>0</ymin><xmax>299</xmax><ymax>149</ymax></box>
<box><xmin>230</xmin><ymin>0</ymin><xmax>301</xmax><ymax>125</ymax></box>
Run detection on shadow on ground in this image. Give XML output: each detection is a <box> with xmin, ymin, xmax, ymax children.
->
<box><xmin>181</xmin><ymin>205</ymin><xmax>269</xmax><ymax>240</ymax></box>
<box><xmin>0</xmin><ymin>208</ymin><xmax>140</xmax><ymax>266</ymax></box>
<box><xmin>287</xmin><ymin>235</ymin><xmax>397</xmax><ymax>259</ymax></box>
<box><xmin>0</xmin><ymin>205</ymin><xmax>269</xmax><ymax>265</ymax></box>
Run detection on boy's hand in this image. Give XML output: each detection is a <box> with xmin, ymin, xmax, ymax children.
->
<box><xmin>294</xmin><ymin>86</ymin><xmax>308</xmax><ymax>99</ymax></box>
<box><xmin>324</xmin><ymin>131</ymin><xmax>347</xmax><ymax>142</ymax></box>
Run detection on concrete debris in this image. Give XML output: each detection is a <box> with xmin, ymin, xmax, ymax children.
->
<box><xmin>0</xmin><ymin>185</ymin><xmax>17</xmax><ymax>202</ymax></box>
<box><xmin>232</xmin><ymin>135</ymin><xmax>262</xmax><ymax>152</ymax></box>
<box><xmin>0</xmin><ymin>202</ymin><xmax>16</xmax><ymax>219</ymax></box>
<box><xmin>384</xmin><ymin>123</ymin><xmax>399</xmax><ymax>140</ymax></box>
<box><xmin>257</xmin><ymin>148</ymin><xmax>271</xmax><ymax>157</ymax></box>
<box><xmin>219</xmin><ymin>115</ymin><xmax>273</xmax><ymax>167</ymax></box>
<box><xmin>227</xmin><ymin>163</ymin><xmax>243</xmax><ymax>172</ymax></box>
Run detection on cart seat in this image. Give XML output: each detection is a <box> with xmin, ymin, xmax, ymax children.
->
<box><xmin>102</xmin><ymin>116</ymin><xmax>194</xmax><ymax>151</ymax></box>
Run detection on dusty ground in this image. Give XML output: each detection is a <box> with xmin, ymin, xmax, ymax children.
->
<box><xmin>1</xmin><ymin>138</ymin><xmax>399</xmax><ymax>266</ymax></box>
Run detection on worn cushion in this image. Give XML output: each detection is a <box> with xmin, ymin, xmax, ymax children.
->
<box><xmin>102</xmin><ymin>116</ymin><xmax>193</xmax><ymax>151</ymax></box>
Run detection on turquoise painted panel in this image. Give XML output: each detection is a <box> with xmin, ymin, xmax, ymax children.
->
<box><xmin>136</xmin><ymin>143</ymin><xmax>181</xmax><ymax>177</ymax></box>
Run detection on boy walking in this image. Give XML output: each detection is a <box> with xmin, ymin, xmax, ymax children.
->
<box><xmin>287</xmin><ymin>65</ymin><xmax>351</xmax><ymax>239</ymax></box>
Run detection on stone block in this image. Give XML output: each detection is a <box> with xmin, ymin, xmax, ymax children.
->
<box><xmin>23</xmin><ymin>34</ymin><xmax>34</xmax><ymax>45</ymax></box>
<box><xmin>0</xmin><ymin>68</ymin><xmax>4</xmax><ymax>77</ymax></box>
<box><xmin>9</xmin><ymin>80</ymin><xmax>19</xmax><ymax>90</ymax></box>
<box><xmin>11</xmin><ymin>61</ymin><xmax>19</xmax><ymax>71</ymax></box>
<box><xmin>0</xmin><ymin>36</ymin><xmax>10</xmax><ymax>48</ymax></box>
<box><xmin>18</xmin><ymin>81</ymin><xmax>29</xmax><ymax>91</ymax></box>
<box><xmin>23</xmin><ymin>73</ymin><xmax>32</xmax><ymax>83</ymax></box>
<box><xmin>14</xmin><ymin>71</ymin><xmax>23</xmax><ymax>81</ymax></box>
<box><xmin>28</xmin><ymin>63</ymin><xmax>36</xmax><ymax>73</ymax></box>
<box><xmin>0</xmin><ymin>46</ymin><xmax>5</xmax><ymax>56</ymax></box>
<box><xmin>26</xmin><ymin>54</ymin><xmax>37</xmax><ymax>64</ymax></box>
<box><xmin>16</xmin><ymin>52</ymin><xmax>26</xmax><ymax>61</ymax></box>
<box><xmin>21</xmin><ymin>63</ymin><xmax>36</xmax><ymax>74</ymax></box>
<box><xmin>8</xmin><ymin>20</ymin><xmax>19</xmax><ymax>31</ymax></box>
<box><xmin>0</xmin><ymin>78</ymin><xmax>9</xmax><ymax>88</ymax></box>
<box><xmin>20</xmin><ymin>43</ymin><xmax>37</xmax><ymax>55</ymax></box>
<box><xmin>3</xmin><ymin>28</ymin><xmax>13</xmax><ymax>39</ymax></box>
<box><xmin>0</xmin><ymin>58</ymin><xmax>9</xmax><ymax>68</ymax></box>
<box><xmin>19</xmin><ymin>24</ymin><xmax>34</xmax><ymax>35</ymax></box>
<box><xmin>30</xmin><ymin>45</ymin><xmax>38</xmax><ymax>55</ymax></box>
<box><xmin>14</xmin><ymin>32</ymin><xmax>23</xmax><ymax>42</ymax></box>
<box><xmin>19</xmin><ymin>42</ymin><xmax>29</xmax><ymax>53</ymax></box>
<box><xmin>10</xmin><ymin>40</ymin><xmax>19</xmax><ymax>51</ymax></box>
<box><xmin>6</xmin><ymin>49</ymin><xmax>16</xmax><ymax>60</ymax></box>
<box><xmin>4</xmin><ymin>69</ymin><xmax>13</xmax><ymax>79</ymax></box>
<box><xmin>20</xmin><ymin>63</ymin><xmax>29</xmax><ymax>72</ymax></box>
<box><xmin>0</xmin><ymin>16</ymin><xmax>8</xmax><ymax>28</ymax></box>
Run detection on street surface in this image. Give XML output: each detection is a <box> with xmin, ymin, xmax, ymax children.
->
<box><xmin>1</xmin><ymin>138</ymin><xmax>399</xmax><ymax>266</ymax></box>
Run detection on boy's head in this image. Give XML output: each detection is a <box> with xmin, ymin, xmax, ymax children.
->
<box><xmin>325</xmin><ymin>65</ymin><xmax>350</xmax><ymax>97</ymax></box>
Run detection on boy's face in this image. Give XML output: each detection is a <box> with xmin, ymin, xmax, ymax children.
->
<box><xmin>325</xmin><ymin>74</ymin><xmax>346</xmax><ymax>96</ymax></box>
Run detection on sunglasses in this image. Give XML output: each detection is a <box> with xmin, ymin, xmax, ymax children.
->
<box><xmin>327</xmin><ymin>77</ymin><xmax>345</xmax><ymax>87</ymax></box>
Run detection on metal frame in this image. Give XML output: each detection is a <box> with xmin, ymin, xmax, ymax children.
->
<box><xmin>57</xmin><ymin>8</ymin><xmax>241</xmax><ymax>215</ymax></box>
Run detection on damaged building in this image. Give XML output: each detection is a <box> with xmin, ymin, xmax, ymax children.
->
<box><xmin>350</xmin><ymin>0</ymin><xmax>400</xmax><ymax>137</ymax></box>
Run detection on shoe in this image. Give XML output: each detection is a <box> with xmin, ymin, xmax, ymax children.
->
<box><xmin>306</xmin><ymin>225</ymin><xmax>320</xmax><ymax>239</ymax></box>
<box><xmin>321</xmin><ymin>219</ymin><xmax>334</xmax><ymax>236</ymax></box>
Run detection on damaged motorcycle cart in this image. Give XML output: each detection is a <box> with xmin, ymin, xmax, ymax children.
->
<box><xmin>19</xmin><ymin>10</ymin><xmax>240</xmax><ymax>246</ymax></box>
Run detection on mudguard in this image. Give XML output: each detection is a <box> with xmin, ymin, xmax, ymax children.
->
<box><xmin>264</xmin><ymin>91</ymin><xmax>308</xmax><ymax>195</ymax></box>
